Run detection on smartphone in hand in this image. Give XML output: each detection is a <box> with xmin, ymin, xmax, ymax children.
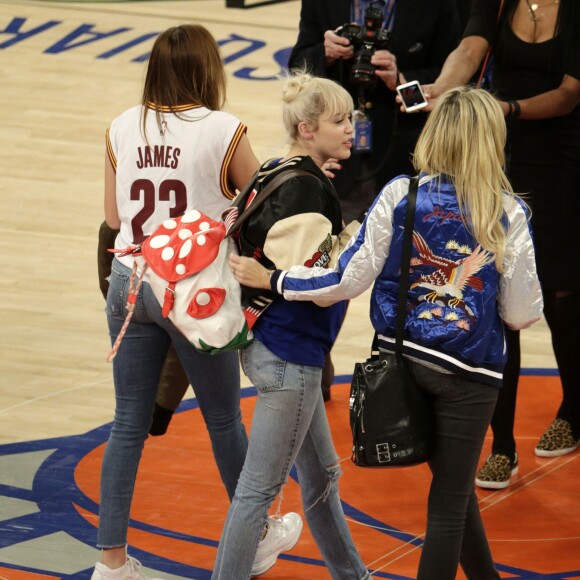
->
<box><xmin>396</xmin><ymin>81</ymin><xmax>428</xmax><ymax>112</ymax></box>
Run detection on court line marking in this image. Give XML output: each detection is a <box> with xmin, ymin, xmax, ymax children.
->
<box><xmin>346</xmin><ymin>453</ymin><xmax>579</xmax><ymax>571</ymax></box>
<box><xmin>0</xmin><ymin>377</ymin><xmax>111</xmax><ymax>416</ymax></box>
<box><xmin>3</xmin><ymin>374</ymin><xmax>572</xmax><ymax>571</ymax></box>
<box><xmin>0</xmin><ymin>376</ymin><xmax>256</xmax><ymax>416</ymax></box>
<box><xmin>479</xmin><ymin>453</ymin><xmax>579</xmax><ymax>514</ymax></box>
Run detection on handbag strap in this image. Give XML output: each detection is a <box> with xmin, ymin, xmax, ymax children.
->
<box><xmin>394</xmin><ymin>176</ymin><xmax>419</xmax><ymax>359</ymax></box>
<box><xmin>370</xmin><ymin>177</ymin><xmax>418</xmax><ymax>359</ymax></box>
<box><xmin>226</xmin><ymin>168</ymin><xmax>314</xmax><ymax>238</ymax></box>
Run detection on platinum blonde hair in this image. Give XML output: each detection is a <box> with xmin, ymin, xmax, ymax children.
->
<box><xmin>282</xmin><ymin>69</ymin><xmax>354</xmax><ymax>142</ymax></box>
<box><xmin>413</xmin><ymin>86</ymin><xmax>518</xmax><ymax>272</ymax></box>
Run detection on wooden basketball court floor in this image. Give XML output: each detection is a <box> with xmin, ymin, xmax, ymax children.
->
<box><xmin>0</xmin><ymin>0</ymin><xmax>578</xmax><ymax>577</ymax></box>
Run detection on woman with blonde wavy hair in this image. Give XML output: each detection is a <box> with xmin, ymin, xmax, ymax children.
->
<box><xmin>413</xmin><ymin>87</ymin><xmax>514</xmax><ymax>272</ymax></box>
<box><xmin>231</xmin><ymin>86</ymin><xmax>544</xmax><ymax>579</ymax></box>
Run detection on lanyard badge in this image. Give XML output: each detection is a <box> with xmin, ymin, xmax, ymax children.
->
<box><xmin>353</xmin><ymin>96</ymin><xmax>372</xmax><ymax>153</ymax></box>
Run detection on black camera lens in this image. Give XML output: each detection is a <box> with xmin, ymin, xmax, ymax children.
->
<box><xmin>350</xmin><ymin>44</ymin><xmax>378</xmax><ymax>88</ymax></box>
<box><xmin>338</xmin><ymin>6</ymin><xmax>393</xmax><ymax>89</ymax></box>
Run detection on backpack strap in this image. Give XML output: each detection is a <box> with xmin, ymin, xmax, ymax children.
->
<box><xmin>106</xmin><ymin>261</ymin><xmax>148</xmax><ymax>363</ymax></box>
<box><xmin>225</xmin><ymin>168</ymin><xmax>315</xmax><ymax>238</ymax></box>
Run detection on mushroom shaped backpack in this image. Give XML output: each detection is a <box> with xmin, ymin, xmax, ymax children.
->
<box><xmin>106</xmin><ymin>168</ymin><xmax>312</xmax><ymax>360</ymax></box>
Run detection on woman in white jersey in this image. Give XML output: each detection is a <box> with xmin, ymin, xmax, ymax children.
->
<box><xmin>93</xmin><ymin>24</ymin><xmax>300</xmax><ymax>579</ymax></box>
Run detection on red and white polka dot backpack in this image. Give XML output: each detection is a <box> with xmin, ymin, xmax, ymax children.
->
<box><xmin>144</xmin><ymin>210</ymin><xmax>251</xmax><ymax>352</ymax></box>
<box><xmin>106</xmin><ymin>168</ymin><xmax>309</xmax><ymax>361</ymax></box>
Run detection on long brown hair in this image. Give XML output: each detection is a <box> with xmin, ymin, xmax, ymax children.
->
<box><xmin>141</xmin><ymin>24</ymin><xmax>227</xmax><ymax>136</ymax></box>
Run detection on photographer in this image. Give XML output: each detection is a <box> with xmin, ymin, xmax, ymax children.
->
<box><xmin>289</xmin><ymin>0</ymin><xmax>461</xmax><ymax>223</ymax></box>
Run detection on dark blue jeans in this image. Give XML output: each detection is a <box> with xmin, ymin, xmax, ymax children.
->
<box><xmin>407</xmin><ymin>361</ymin><xmax>501</xmax><ymax>580</ymax></box>
<box><xmin>98</xmin><ymin>259</ymin><xmax>248</xmax><ymax>548</ymax></box>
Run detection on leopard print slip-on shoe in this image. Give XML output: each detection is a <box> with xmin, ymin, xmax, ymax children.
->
<box><xmin>535</xmin><ymin>418</ymin><xmax>580</xmax><ymax>458</ymax></box>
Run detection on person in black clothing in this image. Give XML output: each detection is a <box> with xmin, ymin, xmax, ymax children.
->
<box><xmin>288</xmin><ymin>0</ymin><xmax>461</xmax><ymax>223</ymax></box>
<box><xmin>427</xmin><ymin>0</ymin><xmax>580</xmax><ymax>488</ymax></box>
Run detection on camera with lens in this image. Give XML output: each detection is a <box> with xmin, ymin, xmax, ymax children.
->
<box><xmin>338</xmin><ymin>6</ymin><xmax>394</xmax><ymax>88</ymax></box>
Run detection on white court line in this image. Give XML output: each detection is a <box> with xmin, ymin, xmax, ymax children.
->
<box><xmin>0</xmin><ymin>226</ymin><xmax>94</xmax><ymax>243</ymax></box>
<box><xmin>0</xmin><ymin>379</ymin><xmax>257</xmax><ymax>416</ymax></box>
<box><xmin>0</xmin><ymin>377</ymin><xmax>111</xmax><ymax>416</ymax></box>
<box><xmin>365</xmin><ymin>539</ymin><xmax>423</xmax><ymax>573</ymax></box>
<box><xmin>478</xmin><ymin>456</ymin><xmax>561</xmax><ymax>507</ymax></box>
<box><xmin>479</xmin><ymin>452</ymin><xmax>579</xmax><ymax>513</ymax></box>
<box><xmin>345</xmin><ymin>452</ymin><xmax>579</xmax><ymax>573</ymax></box>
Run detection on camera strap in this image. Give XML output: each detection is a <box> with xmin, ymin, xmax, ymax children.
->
<box><xmin>349</xmin><ymin>0</ymin><xmax>397</xmax><ymax>155</ymax></box>
<box><xmin>352</xmin><ymin>0</ymin><xmax>396</xmax><ymax>31</ymax></box>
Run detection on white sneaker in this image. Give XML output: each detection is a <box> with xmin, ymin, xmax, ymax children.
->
<box><xmin>251</xmin><ymin>512</ymin><xmax>303</xmax><ymax>577</ymax></box>
<box><xmin>91</xmin><ymin>555</ymin><xmax>164</xmax><ymax>579</ymax></box>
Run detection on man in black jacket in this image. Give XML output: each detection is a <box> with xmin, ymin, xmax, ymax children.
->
<box><xmin>289</xmin><ymin>0</ymin><xmax>461</xmax><ymax>222</ymax></box>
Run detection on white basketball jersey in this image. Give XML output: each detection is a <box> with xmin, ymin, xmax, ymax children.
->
<box><xmin>107</xmin><ymin>103</ymin><xmax>246</xmax><ymax>267</ymax></box>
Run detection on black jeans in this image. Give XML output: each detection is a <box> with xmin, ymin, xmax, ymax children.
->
<box><xmin>408</xmin><ymin>361</ymin><xmax>501</xmax><ymax>580</ymax></box>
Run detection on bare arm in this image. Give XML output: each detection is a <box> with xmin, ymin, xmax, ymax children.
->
<box><xmin>104</xmin><ymin>150</ymin><xmax>120</xmax><ymax>229</ymax></box>
<box><xmin>508</xmin><ymin>75</ymin><xmax>580</xmax><ymax>120</ymax></box>
<box><xmin>431</xmin><ymin>35</ymin><xmax>489</xmax><ymax>97</ymax></box>
<box><xmin>396</xmin><ymin>36</ymin><xmax>489</xmax><ymax>112</ymax></box>
<box><xmin>227</xmin><ymin>132</ymin><xmax>260</xmax><ymax>192</ymax></box>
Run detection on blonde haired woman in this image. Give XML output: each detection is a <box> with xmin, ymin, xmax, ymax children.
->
<box><xmin>212</xmin><ymin>71</ymin><xmax>370</xmax><ymax>579</ymax></box>
<box><xmin>231</xmin><ymin>87</ymin><xmax>543</xmax><ymax>579</ymax></box>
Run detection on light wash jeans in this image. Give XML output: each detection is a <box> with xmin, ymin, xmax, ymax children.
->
<box><xmin>98</xmin><ymin>259</ymin><xmax>248</xmax><ymax>548</ymax></box>
<box><xmin>212</xmin><ymin>340</ymin><xmax>370</xmax><ymax>580</ymax></box>
<box><xmin>407</xmin><ymin>361</ymin><xmax>501</xmax><ymax>580</ymax></box>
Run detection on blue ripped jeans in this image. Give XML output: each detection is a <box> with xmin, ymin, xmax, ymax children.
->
<box><xmin>98</xmin><ymin>259</ymin><xmax>248</xmax><ymax>548</ymax></box>
<box><xmin>212</xmin><ymin>340</ymin><xmax>369</xmax><ymax>580</ymax></box>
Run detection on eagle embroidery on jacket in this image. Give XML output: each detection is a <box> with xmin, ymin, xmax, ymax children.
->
<box><xmin>410</xmin><ymin>231</ymin><xmax>492</xmax><ymax>312</ymax></box>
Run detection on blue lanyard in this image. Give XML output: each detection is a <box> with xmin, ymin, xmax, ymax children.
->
<box><xmin>351</xmin><ymin>0</ymin><xmax>395</xmax><ymax>31</ymax></box>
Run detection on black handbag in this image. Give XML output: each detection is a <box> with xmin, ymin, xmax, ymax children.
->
<box><xmin>349</xmin><ymin>178</ymin><xmax>436</xmax><ymax>467</ymax></box>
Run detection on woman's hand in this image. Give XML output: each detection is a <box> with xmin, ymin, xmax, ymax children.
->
<box><xmin>322</xmin><ymin>157</ymin><xmax>342</xmax><ymax>179</ymax></box>
<box><xmin>229</xmin><ymin>255</ymin><xmax>272</xmax><ymax>289</ymax></box>
<box><xmin>396</xmin><ymin>83</ymin><xmax>436</xmax><ymax>113</ymax></box>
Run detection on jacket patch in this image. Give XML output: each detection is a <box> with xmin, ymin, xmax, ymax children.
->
<box><xmin>409</xmin><ymin>232</ymin><xmax>492</xmax><ymax>329</ymax></box>
<box><xmin>304</xmin><ymin>234</ymin><xmax>333</xmax><ymax>268</ymax></box>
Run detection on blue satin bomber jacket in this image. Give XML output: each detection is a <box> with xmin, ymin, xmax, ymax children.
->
<box><xmin>270</xmin><ymin>174</ymin><xmax>544</xmax><ymax>388</ymax></box>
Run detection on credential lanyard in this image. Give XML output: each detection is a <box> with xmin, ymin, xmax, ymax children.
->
<box><xmin>352</xmin><ymin>0</ymin><xmax>396</xmax><ymax>31</ymax></box>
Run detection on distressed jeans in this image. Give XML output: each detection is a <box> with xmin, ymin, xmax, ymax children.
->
<box><xmin>212</xmin><ymin>340</ymin><xmax>370</xmax><ymax>580</ymax></box>
<box><xmin>98</xmin><ymin>259</ymin><xmax>248</xmax><ymax>547</ymax></box>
